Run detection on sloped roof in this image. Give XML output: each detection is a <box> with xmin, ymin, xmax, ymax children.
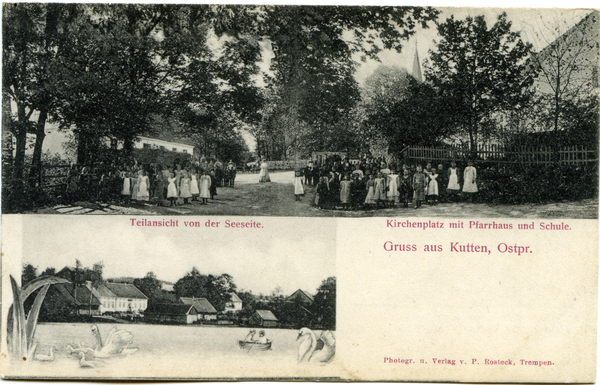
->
<box><xmin>254</xmin><ymin>310</ymin><xmax>278</xmax><ymax>321</ymax></box>
<box><xmin>287</xmin><ymin>289</ymin><xmax>314</xmax><ymax>303</ymax></box>
<box><xmin>145</xmin><ymin>303</ymin><xmax>197</xmax><ymax>316</ymax></box>
<box><xmin>104</xmin><ymin>283</ymin><xmax>148</xmax><ymax>299</ymax></box>
<box><xmin>54</xmin><ymin>283</ymin><xmax>101</xmax><ymax>306</ymax></box>
<box><xmin>228</xmin><ymin>292</ymin><xmax>242</xmax><ymax>303</ymax></box>
<box><xmin>92</xmin><ymin>284</ymin><xmax>117</xmax><ymax>298</ymax></box>
<box><xmin>180</xmin><ymin>297</ymin><xmax>217</xmax><ymax>314</ymax></box>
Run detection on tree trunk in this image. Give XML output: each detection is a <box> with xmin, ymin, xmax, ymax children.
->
<box><xmin>29</xmin><ymin>106</ymin><xmax>48</xmax><ymax>184</ymax></box>
<box><xmin>13</xmin><ymin>104</ymin><xmax>28</xmax><ymax>180</ymax></box>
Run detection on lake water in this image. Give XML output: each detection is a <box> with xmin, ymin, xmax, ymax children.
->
<box><xmin>8</xmin><ymin>323</ymin><xmax>338</xmax><ymax>379</ymax></box>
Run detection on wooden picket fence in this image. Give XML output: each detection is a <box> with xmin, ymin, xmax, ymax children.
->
<box><xmin>400</xmin><ymin>144</ymin><xmax>597</xmax><ymax>166</ymax></box>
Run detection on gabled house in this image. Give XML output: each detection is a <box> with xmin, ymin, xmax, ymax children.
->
<box><xmin>92</xmin><ymin>282</ymin><xmax>148</xmax><ymax>314</ymax></box>
<box><xmin>249</xmin><ymin>310</ymin><xmax>278</xmax><ymax>327</ymax></box>
<box><xmin>286</xmin><ymin>289</ymin><xmax>314</xmax><ymax>306</ymax></box>
<box><xmin>50</xmin><ymin>283</ymin><xmax>102</xmax><ymax>316</ymax></box>
<box><xmin>180</xmin><ymin>297</ymin><xmax>218</xmax><ymax>321</ymax></box>
<box><xmin>144</xmin><ymin>303</ymin><xmax>198</xmax><ymax>324</ymax></box>
<box><xmin>225</xmin><ymin>292</ymin><xmax>243</xmax><ymax>312</ymax></box>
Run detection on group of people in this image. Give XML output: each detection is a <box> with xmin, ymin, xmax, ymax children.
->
<box><xmin>293</xmin><ymin>157</ymin><xmax>479</xmax><ymax>210</ymax></box>
<box><xmin>244</xmin><ymin>329</ymin><xmax>268</xmax><ymax>344</ymax></box>
<box><xmin>64</xmin><ymin>158</ymin><xmax>237</xmax><ymax>207</ymax></box>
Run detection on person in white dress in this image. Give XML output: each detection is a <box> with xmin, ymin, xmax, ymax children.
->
<box><xmin>137</xmin><ymin>170</ymin><xmax>150</xmax><ymax>202</ymax></box>
<box><xmin>259</xmin><ymin>158</ymin><xmax>271</xmax><ymax>183</ymax></box>
<box><xmin>294</xmin><ymin>170</ymin><xmax>304</xmax><ymax>201</ymax></box>
<box><xmin>446</xmin><ymin>161</ymin><xmax>461</xmax><ymax>201</ymax></box>
<box><xmin>386</xmin><ymin>169</ymin><xmax>399</xmax><ymax>206</ymax></box>
<box><xmin>462</xmin><ymin>161</ymin><xmax>478</xmax><ymax>201</ymax></box>
<box><xmin>166</xmin><ymin>171</ymin><xmax>179</xmax><ymax>206</ymax></box>
<box><xmin>190</xmin><ymin>168</ymin><xmax>200</xmax><ymax>201</ymax></box>
<box><xmin>199</xmin><ymin>170</ymin><xmax>211</xmax><ymax>204</ymax></box>
<box><xmin>425</xmin><ymin>167</ymin><xmax>439</xmax><ymax>204</ymax></box>
<box><xmin>179</xmin><ymin>169</ymin><xmax>192</xmax><ymax>204</ymax></box>
<box><xmin>121</xmin><ymin>169</ymin><xmax>131</xmax><ymax>204</ymax></box>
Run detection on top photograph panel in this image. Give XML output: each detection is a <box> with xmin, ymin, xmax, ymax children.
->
<box><xmin>2</xmin><ymin>4</ymin><xmax>598</xmax><ymax>218</ymax></box>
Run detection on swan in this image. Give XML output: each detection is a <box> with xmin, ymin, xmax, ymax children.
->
<box><xmin>34</xmin><ymin>347</ymin><xmax>56</xmax><ymax>362</ymax></box>
<box><xmin>296</xmin><ymin>328</ymin><xmax>335</xmax><ymax>363</ymax></box>
<box><xmin>67</xmin><ymin>341</ymin><xmax>94</xmax><ymax>355</ymax></box>
<box><xmin>310</xmin><ymin>330</ymin><xmax>336</xmax><ymax>363</ymax></box>
<box><xmin>91</xmin><ymin>324</ymin><xmax>138</xmax><ymax>358</ymax></box>
<box><xmin>78</xmin><ymin>352</ymin><xmax>101</xmax><ymax>368</ymax></box>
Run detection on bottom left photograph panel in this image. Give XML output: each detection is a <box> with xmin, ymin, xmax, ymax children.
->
<box><xmin>1</xmin><ymin>215</ymin><xmax>337</xmax><ymax>380</ymax></box>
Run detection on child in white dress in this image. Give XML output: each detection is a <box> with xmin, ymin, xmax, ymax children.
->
<box><xmin>167</xmin><ymin>171</ymin><xmax>179</xmax><ymax>206</ymax></box>
<box><xmin>179</xmin><ymin>170</ymin><xmax>192</xmax><ymax>204</ymax></box>
<box><xmin>190</xmin><ymin>168</ymin><xmax>200</xmax><ymax>201</ymax></box>
<box><xmin>137</xmin><ymin>170</ymin><xmax>150</xmax><ymax>202</ymax></box>
<box><xmin>199</xmin><ymin>170</ymin><xmax>211</xmax><ymax>205</ymax></box>
<box><xmin>294</xmin><ymin>170</ymin><xmax>304</xmax><ymax>201</ymax></box>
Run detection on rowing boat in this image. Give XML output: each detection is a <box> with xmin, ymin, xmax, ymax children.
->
<box><xmin>238</xmin><ymin>340</ymin><xmax>272</xmax><ymax>351</ymax></box>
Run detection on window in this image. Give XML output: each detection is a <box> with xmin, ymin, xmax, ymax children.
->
<box><xmin>182</xmin><ymin>149</ymin><xmax>187</xmax><ymax>153</ymax></box>
<box><xmin>143</xmin><ymin>143</ymin><xmax>151</xmax><ymax>149</ymax></box>
<box><xmin>160</xmin><ymin>146</ymin><xmax>165</xmax><ymax>150</ymax></box>
<box><xmin>172</xmin><ymin>147</ymin><xmax>177</xmax><ymax>151</ymax></box>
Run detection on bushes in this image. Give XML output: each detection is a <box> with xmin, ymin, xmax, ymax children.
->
<box><xmin>478</xmin><ymin>163</ymin><xmax>598</xmax><ymax>204</ymax></box>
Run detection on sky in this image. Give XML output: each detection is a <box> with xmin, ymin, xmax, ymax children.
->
<box><xmin>19</xmin><ymin>216</ymin><xmax>336</xmax><ymax>296</ymax></box>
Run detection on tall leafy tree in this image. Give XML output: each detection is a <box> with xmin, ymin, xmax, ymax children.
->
<box><xmin>21</xmin><ymin>263</ymin><xmax>38</xmax><ymax>286</ymax></box>
<box><xmin>425</xmin><ymin>13</ymin><xmax>534</xmax><ymax>154</ymax></box>
<box><xmin>311</xmin><ymin>276</ymin><xmax>336</xmax><ymax>330</ymax></box>
<box><xmin>2</xmin><ymin>4</ymin><xmax>76</xmax><ymax>181</ymax></box>
<box><xmin>256</xmin><ymin>6</ymin><xmax>439</xmax><ymax>159</ymax></box>
<box><xmin>174</xmin><ymin>268</ymin><xmax>236</xmax><ymax>312</ymax></box>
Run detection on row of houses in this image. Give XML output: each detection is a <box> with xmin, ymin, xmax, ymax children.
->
<box><xmin>50</xmin><ymin>267</ymin><xmax>313</xmax><ymax>326</ymax></box>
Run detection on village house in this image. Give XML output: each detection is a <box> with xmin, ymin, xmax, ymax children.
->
<box><xmin>144</xmin><ymin>303</ymin><xmax>198</xmax><ymax>324</ymax></box>
<box><xmin>286</xmin><ymin>289</ymin><xmax>314</xmax><ymax>306</ymax></box>
<box><xmin>249</xmin><ymin>310</ymin><xmax>278</xmax><ymax>327</ymax></box>
<box><xmin>180</xmin><ymin>297</ymin><xmax>218</xmax><ymax>321</ymax></box>
<box><xmin>225</xmin><ymin>292</ymin><xmax>243</xmax><ymax>312</ymax></box>
<box><xmin>49</xmin><ymin>283</ymin><xmax>102</xmax><ymax>316</ymax></box>
<box><xmin>91</xmin><ymin>282</ymin><xmax>148</xmax><ymax>315</ymax></box>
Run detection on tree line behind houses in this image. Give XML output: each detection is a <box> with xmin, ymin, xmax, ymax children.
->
<box><xmin>21</xmin><ymin>261</ymin><xmax>336</xmax><ymax>330</ymax></box>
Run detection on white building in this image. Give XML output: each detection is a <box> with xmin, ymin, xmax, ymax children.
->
<box><xmin>225</xmin><ymin>292</ymin><xmax>243</xmax><ymax>312</ymax></box>
<box><xmin>93</xmin><ymin>282</ymin><xmax>148</xmax><ymax>314</ymax></box>
<box><xmin>135</xmin><ymin>136</ymin><xmax>195</xmax><ymax>156</ymax></box>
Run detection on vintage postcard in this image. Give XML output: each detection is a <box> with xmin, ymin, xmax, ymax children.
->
<box><xmin>1</xmin><ymin>2</ymin><xmax>598</xmax><ymax>382</ymax></box>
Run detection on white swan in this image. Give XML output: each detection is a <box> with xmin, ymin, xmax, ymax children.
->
<box><xmin>78</xmin><ymin>351</ymin><xmax>101</xmax><ymax>368</ymax></box>
<box><xmin>296</xmin><ymin>328</ymin><xmax>335</xmax><ymax>363</ymax></box>
<box><xmin>91</xmin><ymin>324</ymin><xmax>138</xmax><ymax>358</ymax></box>
<box><xmin>67</xmin><ymin>341</ymin><xmax>94</xmax><ymax>355</ymax></box>
<box><xmin>34</xmin><ymin>347</ymin><xmax>56</xmax><ymax>362</ymax></box>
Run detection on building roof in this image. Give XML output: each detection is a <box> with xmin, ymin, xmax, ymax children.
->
<box><xmin>54</xmin><ymin>283</ymin><xmax>101</xmax><ymax>306</ymax></box>
<box><xmin>145</xmin><ymin>303</ymin><xmax>197</xmax><ymax>316</ymax></box>
<box><xmin>180</xmin><ymin>297</ymin><xmax>217</xmax><ymax>314</ymax></box>
<box><xmin>104</xmin><ymin>283</ymin><xmax>148</xmax><ymax>299</ymax></box>
<box><xmin>228</xmin><ymin>292</ymin><xmax>242</xmax><ymax>303</ymax></box>
<box><xmin>254</xmin><ymin>310</ymin><xmax>278</xmax><ymax>321</ymax></box>
<box><xmin>92</xmin><ymin>284</ymin><xmax>117</xmax><ymax>298</ymax></box>
<box><xmin>286</xmin><ymin>289</ymin><xmax>314</xmax><ymax>303</ymax></box>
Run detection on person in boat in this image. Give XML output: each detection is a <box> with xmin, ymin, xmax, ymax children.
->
<box><xmin>244</xmin><ymin>330</ymin><xmax>256</xmax><ymax>342</ymax></box>
<box><xmin>256</xmin><ymin>330</ymin><xmax>268</xmax><ymax>344</ymax></box>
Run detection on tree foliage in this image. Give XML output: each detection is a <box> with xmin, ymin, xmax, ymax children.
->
<box><xmin>254</xmin><ymin>6</ymin><xmax>439</xmax><ymax>158</ymax></box>
<box><xmin>311</xmin><ymin>276</ymin><xmax>336</xmax><ymax>330</ymax></box>
<box><xmin>425</xmin><ymin>13</ymin><xmax>534</xmax><ymax>152</ymax></box>
<box><xmin>173</xmin><ymin>267</ymin><xmax>236</xmax><ymax>312</ymax></box>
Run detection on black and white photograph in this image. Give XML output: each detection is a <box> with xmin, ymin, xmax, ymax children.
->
<box><xmin>3</xmin><ymin>216</ymin><xmax>336</xmax><ymax>378</ymax></box>
<box><xmin>2</xmin><ymin>4</ymin><xmax>597</xmax><ymax>218</ymax></box>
